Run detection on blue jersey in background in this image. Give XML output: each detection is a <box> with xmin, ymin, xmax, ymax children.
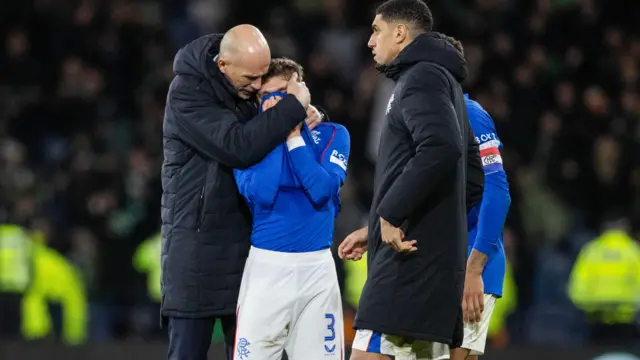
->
<box><xmin>465</xmin><ymin>94</ymin><xmax>511</xmax><ymax>297</ymax></box>
<box><xmin>234</xmin><ymin>98</ymin><xmax>350</xmax><ymax>253</ymax></box>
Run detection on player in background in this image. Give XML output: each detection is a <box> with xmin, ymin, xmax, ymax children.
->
<box><xmin>431</xmin><ymin>35</ymin><xmax>512</xmax><ymax>360</ymax></box>
<box><xmin>232</xmin><ymin>58</ymin><xmax>349</xmax><ymax>360</ymax></box>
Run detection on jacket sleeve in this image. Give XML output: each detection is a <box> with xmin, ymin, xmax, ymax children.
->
<box><xmin>170</xmin><ymin>82</ymin><xmax>306</xmax><ymax>169</ymax></box>
<box><xmin>376</xmin><ymin>66</ymin><xmax>462</xmax><ymax>226</ymax></box>
<box><xmin>469</xmin><ymin>108</ymin><xmax>511</xmax><ymax>255</ymax></box>
<box><xmin>287</xmin><ymin>125</ymin><xmax>350</xmax><ymax>207</ymax></box>
<box><xmin>233</xmin><ymin>146</ymin><xmax>284</xmax><ymax>209</ymax></box>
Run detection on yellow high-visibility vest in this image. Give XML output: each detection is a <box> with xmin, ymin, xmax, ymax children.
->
<box><xmin>488</xmin><ymin>261</ymin><xmax>517</xmax><ymax>337</ymax></box>
<box><xmin>344</xmin><ymin>253</ymin><xmax>367</xmax><ymax>308</ymax></box>
<box><xmin>22</xmin><ymin>242</ymin><xmax>88</xmax><ymax>345</ymax></box>
<box><xmin>568</xmin><ymin>230</ymin><xmax>640</xmax><ymax>324</ymax></box>
<box><xmin>0</xmin><ymin>224</ymin><xmax>32</xmax><ymax>293</ymax></box>
<box><xmin>133</xmin><ymin>233</ymin><xmax>162</xmax><ymax>302</ymax></box>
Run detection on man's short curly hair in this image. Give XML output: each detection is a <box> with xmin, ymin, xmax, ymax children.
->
<box><xmin>376</xmin><ymin>0</ymin><xmax>433</xmax><ymax>33</ymax></box>
<box><xmin>263</xmin><ymin>57</ymin><xmax>304</xmax><ymax>82</ymax></box>
<box><xmin>431</xmin><ymin>32</ymin><xmax>464</xmax><ymax>55</ymax></box>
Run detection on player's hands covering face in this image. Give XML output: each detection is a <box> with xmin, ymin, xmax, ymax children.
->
<box><xmin>261</xmin><ymin>95</ymin><xmax>282</xmax><ymax>112</ymax></box>
<box><xmin>379</xmin><ymin>217</ymin><xmax>417</xmax><ymax>253</ymax></box>
<box><xmin>260</xmin><ymin>90</ymin><xmax>320</xmax><ymax>132</ymax></box>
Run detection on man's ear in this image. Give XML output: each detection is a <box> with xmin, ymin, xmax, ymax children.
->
<box><xmin>394</xmin><ymin>24</ymin><xmax>409</xmax><ymax>44</ymax></box>
<box><xmin>217</xmin><ymin>57</ymin><xmax>227</xmax><ymax>74</ymax></box>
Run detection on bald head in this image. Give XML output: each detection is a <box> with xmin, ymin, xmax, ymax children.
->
<box><xmin>220</xmin><ymin>25</ymin><xmax>270</xmax><ymax>61</ymax></box>
<box><xmin>217</xmin><ymin>25</ymin><xmax>271</xmax><ymax>99</ymax></box>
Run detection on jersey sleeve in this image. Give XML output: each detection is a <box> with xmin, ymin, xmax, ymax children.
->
<box><xmin>467</xmin><ymin>104</ymin><xmax>511</xmax><ymax>256</ymax></box>
<box><xmin>287</xmin><ymin>124</ymin><xmax>350</xmax><ymax>207</ymax></box>
<box><xmin>471</xmin><ymin>108</ymin><xmax>504</xmax><ymax>175</ymax></box>
<box><xmin>233</xmin><ymin>146</ymin><xmax>284</xmax><ymax>209</ymax></box>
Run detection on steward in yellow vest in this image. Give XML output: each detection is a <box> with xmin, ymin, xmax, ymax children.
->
<box><xmin>0</xmin><ymin>224</ymin><xmax>33</xmax><ymax>337</ymax></box>
<box><xmin>568</xmin><ymin>229</ymin><xmax>640</xmax><ymax>324</ymax></box>
<box><xmin>22</xmin><ymin>239</ymin><xmax>88</xmax><ymax>345</ymax></box>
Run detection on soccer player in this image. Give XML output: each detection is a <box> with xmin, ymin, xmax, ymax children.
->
<box><xmin>232</xmin><ymin>58</ymin><xmax>349</xmax><ymax>360</ymax></box>
<box><xmin>342</xmin><ymin>0</ymin><xmax>484</xmax><ymax>359</ymax></box>
<box><xmin>431</xmin><ymin>38</ymin><xmax>512</xmax><ymax>360</ymax></box>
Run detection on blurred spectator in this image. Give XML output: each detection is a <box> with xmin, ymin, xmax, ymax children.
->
<box><xmin>568</xmin><ymin>219</ymin><xmax>640</xmax><ymax>345</ymax></box>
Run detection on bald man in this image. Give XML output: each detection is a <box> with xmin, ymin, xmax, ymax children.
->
<box><xmin>162</xmin><ymin>25</ymin><xmax>312</xmax><ymax>360</ymax></box>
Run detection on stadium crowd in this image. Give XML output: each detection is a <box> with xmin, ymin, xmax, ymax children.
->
<box><xmin>0</xmin><ymin>0</ymin><xmax>639</xmax><ymax>349</ymax></box>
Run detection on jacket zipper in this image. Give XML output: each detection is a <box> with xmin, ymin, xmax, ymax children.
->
<box><xmin>196</xmin><ymin>186</ymin><xmax>205</xmax><ymax>232</ymax></box>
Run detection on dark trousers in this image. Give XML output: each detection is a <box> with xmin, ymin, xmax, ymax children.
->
<box><xmin>0</xmin><ymin>293</ymin><xmax>22</xmax><ymax>338</ymax></box>
<box><xmin>589</xmin><ymin>322</ymin><xmax>640</xmax><ymax>346</ymax></box>
<box><xmin>168</xmin><ymin>316</ymin><xmax>236</xmax><ymax>360</ymax></box>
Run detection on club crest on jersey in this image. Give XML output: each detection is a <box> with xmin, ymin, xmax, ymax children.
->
<box><xmin>386</xmin><ymin>93</ymin><xmax>395</xmax><ymax>115</ymax></box>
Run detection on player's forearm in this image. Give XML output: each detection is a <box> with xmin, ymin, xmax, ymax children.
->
<box><xmin>287</xmin><ymin>137</ymin><xmax>341</xmax><ymax>205</ymax></box>
<box><xmin>474</xmin><ymin>174</ymin><xmax>511</xmax><ymax>255</ymax></box>
<box><xmin>466</xmin><ymin>249</ymin><xmax>489</xmax><ymax>275</ymax></box>
<box><xmin>360</xmin><ymin>227</ymin><xmax>368</xmax><ymax>239</ymax></box>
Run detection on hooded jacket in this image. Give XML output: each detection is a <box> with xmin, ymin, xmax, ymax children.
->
<box><xmin>161</xmin><ymin>34</ymin><xmax>306</xmax><ymax>317</ymax></box>
<box><xmin>354</xmin><ymin>33</ymin><xmax>483</xmax><ymax>344</ymax></box>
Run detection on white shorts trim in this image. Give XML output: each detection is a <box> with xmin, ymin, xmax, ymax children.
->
<box><xmin>352</xmin><ymin>329</ymin><xmax>444</xmax><ymax>360</ymax></box>
<box><xmin>431</xmin><ymin>294</ymin><xmax>498</xmax><ymax>359</ymax></box>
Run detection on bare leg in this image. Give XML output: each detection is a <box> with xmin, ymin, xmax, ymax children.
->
<box><xmin>350</xmin><ymin>349</ymin><xmax>393</xmax><ymax>360</ymax></box>
<box><xmin>449</xmin><ymin>347</ymin><xmax>471</xmax><ymax>360</ymax></box>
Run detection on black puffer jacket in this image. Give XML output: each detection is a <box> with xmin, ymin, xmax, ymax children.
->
<box><xmin>354</xmin><ymin>33</ymin><xmax>483</xmax><ymax>343</ymax></box>
<box><xmin>161</xmin><ymin>34</ymin><xmax>306</xmax><ymax>317</ymax></box>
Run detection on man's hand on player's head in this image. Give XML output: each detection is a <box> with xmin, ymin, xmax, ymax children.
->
<box><xmin>339</xmin><ymin>227</ymin><xmax>368</xmax><ymax>260</ymax></box>
<box><xmin>305</xmin><ymin>105</ymin><xmax>323</xmax><ymax>130</ymax></box>
<box><xmin>286</xmin><ymin>73</ymin><xmax>311</xmax><ymax>109</ymax></box>
<box><xmin>380</xmin><ymin>217</ymin><xmax>417</xmax><ymax>253</ymax></box>
<box><xmin>462</xmin><ymin>272</ymin><xmax>484</xmax><ymax>323</ymax></box>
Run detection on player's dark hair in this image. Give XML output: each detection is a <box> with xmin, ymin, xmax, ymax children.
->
<box><xmin>264</xmin><ymin>57</ymin><xmax>304</xmax><ymax>82</ymax></box>
<box><xmin>431</xmin><ymin>32</ymin><xmax>464</xmax><ymax>55</ymax></box>
<box><xmin>376</xmin><ymin>0</ymin><xmax>433</xmax><ymax>34</ymax></box>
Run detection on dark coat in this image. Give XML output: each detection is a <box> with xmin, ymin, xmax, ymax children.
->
<box><xmin>161</xmin><ymin>34</ymin><xmax>307</xmax><ymax>317</ymax></box>
<box><xmin>354</xmin><ymin>33</ymin><xmax>484</xmax><ymax>343</ymax></box>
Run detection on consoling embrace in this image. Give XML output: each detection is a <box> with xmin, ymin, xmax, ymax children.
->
<box><xmin>161</xmin><ymin>23</ymin><xmax>347</xmax><ymax>360</ymax></box>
